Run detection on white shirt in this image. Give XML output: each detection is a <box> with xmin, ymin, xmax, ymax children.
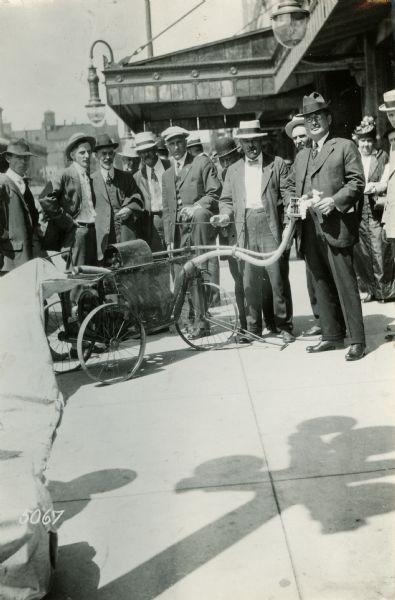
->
<box><xmin>315</xmin><ymin>131</ymin><xmax>330</xmax><ymax>153</ymax></box>
<box><xmin>174</xmin><ymin>153</ymin><xmax>188</xmax><ymax>175</ymax></box>
<box><xmin>245</xmin><ymin>154</ymin><xmax>263</xmax><ymax>209</ymax></box>
<box><xmin>361</xmin><ymin>154</ymin><xmax>372</xmax><ymax>181</ymax></box>
<box><xmin>146</xmin><ymin>159</ymin><xmax>165</xmax><ymax>212</ymax></box>
<box><xmin>6</xmin><ymin>168</ymin><xmax>26</xmax><ymax>195</ymax></box>
<box><xmin>74</xmin><ymin>162</ymin><xmax>96</xmax><ymax>223</ymax></box>
<box><xmin>101</xmin><ymin>166</ymin><xmax>115</xmax><ymax>183</ymax></box>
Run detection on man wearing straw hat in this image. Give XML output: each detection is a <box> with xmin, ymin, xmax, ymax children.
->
<box><xmin>92</xmin><ymin>133</ymin><xmax>144</xmax><ymax>261</ymax></box>
<box><xmin>286</xmin><ymin>92</ymin><xmax>366</xmax><ymax>361</ymax></box>
<box><xmin>378</xmin><ymin>89</ymin><xmax>395</xmax><ymax>254</ymax></box>
<box><xmin>214</xmin><ymin>120</ymin><xmax>294</xmax><ymax>344</ymax></box>
<box><xmin>0</xmin><ymin>138</ymin><xmax>43</xmax><ymax>272</ymax></box>
<box><xmin>133</xmin><ymin>131</ymin><xmax>171</xmax><ymax>252</ymax></box>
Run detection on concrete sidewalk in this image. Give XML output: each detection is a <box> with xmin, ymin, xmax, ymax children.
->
<box><xmin>46</xmin><ymin>259</ymin><xmax>395</xmax><ymax>600</ymax></box>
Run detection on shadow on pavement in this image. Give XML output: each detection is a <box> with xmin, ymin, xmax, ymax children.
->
<box><xmin>47</xmin><ymin>416</ymin><xmax>395</xmax><ymax>599</ymax></box>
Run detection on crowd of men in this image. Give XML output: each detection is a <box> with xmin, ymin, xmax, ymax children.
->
<box><xmin>1</xmin><ymin>87</ymin><xmax>395</xmax><ymax>361</ymax></box>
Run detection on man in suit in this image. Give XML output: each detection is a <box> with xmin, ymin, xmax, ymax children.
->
<box><xmin>286</xmin><ymin>92</ymin><xmax>366</xmax><ymax>361</ymax></box>
<box><xmin>133</xmin><ymin>131</ymin><xmax>171</xmax><ymax>252</ymax></box>
<box><xmin>378</xmin><ymin>89</ymin><xmax>395</xmax><ymax>255</ymax></box>
<box><xmin>0</xmin><ymin>139</ymin><xmax>43</xmax><ymax>272</ymax></box>
<box><xmin>213</xmin><ymin>120</ymin><xmax>294</xmax><ymax>344</ymax></box>
<box><xmin>40</xmin><ymin>132</ymin><xmax>97</xmax><ymax>266</ymax></box>
<box><xmin>285</xmin><ymin>115</ymin><xmax>321</xmax><ymax>337</ymax></box>
<box><xmin>161</xmin><ymin>125</ymin><xmax>222</xmax><ymax>339</ymax></box>
<box><xmin>92</xmin><ymin>134</ymin><xmax>144</xmax><ymax>261</ymax></box>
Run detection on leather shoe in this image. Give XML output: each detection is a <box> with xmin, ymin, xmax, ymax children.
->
<box><xmin>306</xmin><ymin>340</ymin><xmax>343</xmax><ymax>353</ymax></box>
<box><xmin>235</xmin><ymin>332</ymin><xmax>252</xmax><ymax>344</ymax></box>
<box><xmin>188</xmin><ymin>327</ymin><xmax>211</xmax><ymax>340</ymax></box>
<box><xmin>281</xmin><ymin>330</ymin><xmax>295</xmax><ymax>343</ymax></box>
<box><xmin>301</xmin><ymin>325</ymin><xmax>322</xmax><ymax>337</ymax></box>
<box><xmin>345</xmin><ymin>343</ymin><xmax>366</xmax><ymax>361</ymax></box>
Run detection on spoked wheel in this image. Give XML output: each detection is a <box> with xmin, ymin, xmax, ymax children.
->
<box><xmin>176</xmin><ymin>281</ymin><xmax>238</xmax><ymax>350</ymax></box>
<box><xmin>77</xmin><ymin>302</ymin><xmax>146</xmax><ymax>385</ymax></box>
<box><xmin>44</xmin><ymin>300</ymin><xmax>93</xmax><ymax>374</ymax></box>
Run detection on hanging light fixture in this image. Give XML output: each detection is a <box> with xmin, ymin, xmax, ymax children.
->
<box><xmin>220</xmin><ymin>95</ymin><xmax>237</xmax><ymax>110</ymax></box>
<box><xmin>86</xmin><ymin>40</ymin><xmax>114</xmax><ymax>126</ymax></box>
<box><xmin>271</xmin><ymin>0</ymin><xmax>310</xmax><ymax>49</ymax></box>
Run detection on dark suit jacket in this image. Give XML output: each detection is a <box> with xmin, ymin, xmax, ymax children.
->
<box><xmin>286</xmin><ymin>137</ymin><xmax>365</xmax><ymax>248</ymax></box>
<box><xmin>219</xmin><ymin>156</ymin><xmax>289</xmax><ymax>248</ymax></box>
<box><xmin>0</xmin><ymin>174</ymin><xmax>41</xmax><ymax>271</ymax></box>
<box><xmin>162</xmin><ymin>153</ymin><xmax>222</xmax><ymax>245</ymax></box>
<box><xmin>133</xmin><ymin>158</ymin><xmax>171</xmax><ymax>211</ymax></box>
<box><xmin>91</xmin><ymin>167</ymin><xmax>144</xmax><ymax>259</ymax></box>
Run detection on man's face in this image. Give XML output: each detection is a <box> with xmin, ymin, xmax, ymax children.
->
<box><xmin>239</xmin><ymin>138</ymin><xmax>262</xmax><ymax>160</ymax></box>
<box><xmin>138</xmin><ymin>148</ymin><xmax>158</xmax><ymax>168</ymax></box>
<box><xmin>122</xmin><ymin>157</ymin><xmax>140</xmax><ymax>173</ymax></box>
<box><xmin>96</xmin><ymin>147</ymin><xmax>115</xmax><ymax>171</ymax></box>
<box><xmin>7</xmin><ymin>153</ymin><xmax>30</xmax><ymax>176</ymax></box>
<box><xmin>188</xmin><ymin>145</ymin><xmax>203</xmax><ymax>158</ymax></box>
<box><xmin>219</xmin><ymin>151</ymin><xmax>239</xmax><ymax>170</ymax></box>
<box><xmin>71</xmin><ymin>142</ymin><xmax>92</xmax><ymax>170</ymax></box>
<box><xmin>166</xmin><ymin>135</ymin><xmax>187</xmax><ymax>160</ymax></box>
<box><xmin>304</xmin><ymin>110</ymin><xmax>331</xmax><ymax>141</ymax></box>
<box><xmin>292</xmin><ymin>125</ymin><xmax>308</xmax><ymax>151</ymax></box>
<box><xmin>386</xmin><ymin>110</ymin><xmax>395</xmax><ymax>129</ymax></box>
<box><xmin>388</xmin><ymin>130</ymin><xmax>395</xmax><ymax>146</ymax></box>
<box><xmin>358</xmin><ymin>137</ymin><xmax>374</xmax><ymax>157</ymax></box>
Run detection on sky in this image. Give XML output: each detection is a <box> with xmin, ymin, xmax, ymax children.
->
<box><xmin>0</xmin><ymin>0</ymin><xmax>247</xmax><ymax>132</ymax></box>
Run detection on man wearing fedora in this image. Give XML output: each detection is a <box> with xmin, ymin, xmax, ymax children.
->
<box><xmin>186</xmin><ymin>133</ymin><xmax>206</xmax><ymax>159</ymax></box>
<box><xmin>378</xmin><ymin>89</ymin><xmax>395</xmax><ymax>255</ymax></box>
<box><xmin>0</xmin><ymin>138</ymin><xmax>43</xmax><ymax>272</ymax></box>
<box><xmin>133</xmin><ymin>131</ymin><xmax>171</xmax><ymax>252</ymax></box>
<box><xmin>214</xmin><ymin>120</ymin><xmax>294</xmax><ymax>343</ymax></box>
<box><xmin>118</xmin><ymin>139</ymin><xmax>141</xmax><ymax>175</ymax></box>
<box><xmin>286</xmin><ymin>92</ymin><xmax>366</xmax><ymax>361</ymax></box>
<box><xmin>285</xmin><ymin>115</ymin><xmax>321</xmax><ymax>338</ymax></box>
<box><xmin>161</xmin><ymin>125</ymin><xmax>222</xmax><ymax>339</ymax></box>
<box><xmin>40</xmin><ymin>131</ymin><xmax>97</xmax><ymax>266</ymax></box>
<box><xmin>92</xmin><ymin>134</ymin><xmax>144</xmax><ymax>261</ymax></box>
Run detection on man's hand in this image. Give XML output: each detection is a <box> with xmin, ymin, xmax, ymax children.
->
<box><xmin>210</xmin><ymin>214</ymin><xmax>230</xmax><ymax>228</ymax></box>
<box><xmin>364</xmin><ymin>182</ymin><xmax>376</xmax><ymax>195</ymax></box>
<box><xmin>314</xmin><ymin>196</ymin><xmax>335</xmax><ymax>216</ymax></box>
<box><xmin>179</xmin><ymin>206</ymin><xmax>196</xmax><ymax>221</ymax></box>
<box><xmin>116</xmin><ymin>207</ymin><xmax>133</xmax><ymax>222</ymax></box>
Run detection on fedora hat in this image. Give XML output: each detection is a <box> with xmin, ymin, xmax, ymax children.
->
<box><xmin>379</xmin><ymin>89</ymin><xmax>395</xmax><ymax>112</ymax></box>
<box><xmin>134</xmin><ymin>131</ymin><xmax>157</xmax><ymax>152</ymax></box>
<box><xmin>94</xmin><ymin>133</ymin><xmax>118</xmax><ymax>151</ymax></box>
<box><xmin>161</xmin><ymin>125</ymin><xmax>189</xmax><ymax>142</ymax></box>
<box><xmin>215</xmin><ymin>136</ymin><xmax>238</xmax><ymax>158</ymax></box>
<box><xmin>186</xmin><ymin>132</ymin><xmax>202</xmax><ymax>148</ymax></box>
<box><xmin>2</xmin><ymin>138</ymin><xmax>37</xmax><ymax>157</ymax></box>
<box><xmin>285</xmin><ymin>114</ymin><xmax>305</xmax><ymax>138</ymax></box>
<box><xmin>65</xmin><ymin>132</ymin><xmax>95</xmax><ymax>160</ymax></box>
<box><xmin>301</xmin><ymin>92</ymin><xmax>330</xmax><ymax>116</ymax></box>
<box><xmin>117</xmin><ymin>140</ymin><xmax>139</xmax><ymax>158</ymax></box>
<box><xmin>235</xmin><ymin>120</ymin><xmax>267</xmax><ymax>139</ymax></box>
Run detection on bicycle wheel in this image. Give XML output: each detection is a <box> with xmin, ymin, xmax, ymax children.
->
<box><xmin>44</xmin><ymin>299</ymin><xmax>92</xmax><ymax>374</ymax></box>
<box><xmin>77</xmin><ymin>302</ymin><xmax>146</xmax><ymax>384</ymax></box>
<box><xmin>176</xmin><ymin>281</ymin><xmax>238</xmax><ymax>350</ymax></box>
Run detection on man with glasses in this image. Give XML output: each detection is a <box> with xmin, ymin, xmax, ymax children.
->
<box><xmin>286</xmin><ymin>92</ymin><xmax>366</xmax><ymax>361</ymax></box>
<box><xmin>92</xmin><ymin>134</ymin><xmax>144</xmax><ymax>262</ymax></box>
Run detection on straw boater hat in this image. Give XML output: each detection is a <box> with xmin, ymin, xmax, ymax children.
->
<box><xmin>134</xmin><ymin>131</ymin><xmax>157</xmax><ymax>152</ymax></box>
<box><xmin>235</xmin><ymin>120</ymin><xmax>267</xmax><ymax>139</ymax></box>
<box><xmin>300</xmin><ymin>92</ymin><xmax>331</xmax><ymax>116</ymax></box>
<box><xmin>161</xmin><ymin>125</ymin><xmax>189</xmax><ymax>142</ymax></box>
<box><xmin>1</xmin><ymin>138</ymin><xmax>37</xmax><ymax>157</ymax></box>
<box><xmin>117</xmin><ymin>139</ymin><xmax>139</xmax><ymax>158</ymax></box>
<box><xmin>215</xmin><ymin>136</ymin><xmax>239</xmax><ymax>158</ymax></box>
<box><xmin>379</xmin><ymin>89</ymin><xmax>395</xmax><ymax>112</ymax></box>
<box><xmin>285</xmin><ymin>114</ymin><xmax>305</xmax><ymax>138</ymax></box>
<box><xmin>186</xmin><ymin>132</ymin><xmax>203</xmax><ymax>148</ymax></box>
<box><xmin>94</xmin><ymin>133</ymin><xmax>119</xmax><ymax>151</ymax></box>
<box><xmin>65</xmin><ymin>132</ymin><xmax>95</xmax><ymax>160</ymax></box>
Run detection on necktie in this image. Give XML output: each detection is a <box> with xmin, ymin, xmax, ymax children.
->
<box><xmin>311</xmin><ymin>142</ymin><xmax>318</xmax><ymax>160</ymax></box>
<box><xmin>106</xmin><ymin>173</ymin><xmax>112</xmax><ymax>185</ymax></box>
<box><xmin>151</xmin><ymin>169</ymin><xmax>159</xmax><ymax>183</ymax></box>
<box><xmin>176</xmin><ymin>162</ymin><xmax>181</xmax><ymax>175</ymax></box>
<box><xmin>247</xmin><ymin>158</ymin><xmax>259</xmax><ymax>165</ymax></box>
<box><xmin>150</xmin><ymin>168</ymin><xmax>162</xmax><ymax>212</ymax></box>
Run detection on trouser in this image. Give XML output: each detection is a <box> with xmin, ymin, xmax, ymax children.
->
<box><xmin>306</xmin><ymin>263</ymin><xmax>320</xmax><ymax>322</ymax></box>
<box><xmin>228</xmin><ymin>257</ymin><xmax>247</xmax><ymax>330</ymax></box>
<box><xmin>302</xmin><ymin>215</ymin><xmax>365</xmax><ymax>344</ymax></box>
<box><xmin>241</xmin><ymin>209</ymin><xmax>293</xmax><ymax>335</ymax></box>
<box><xmin>72</xmin><ymin>223</ymin><xmax>97</xmax><ymax>267</ymax></box>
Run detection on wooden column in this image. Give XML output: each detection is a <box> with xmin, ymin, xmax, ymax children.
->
<box><xmin>363</xmin><ymin>32</ymin><xmax>379</xmax><ymax>117</ymax></box>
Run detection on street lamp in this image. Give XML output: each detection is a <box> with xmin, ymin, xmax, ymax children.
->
<box><xmin>271</xmin><ymin>0</ymin><xmax>310</xmax><ymax>49</ymax></box>
<box><xmin>86</xmin><ymin>40</ymin><xmax>114</xmax><ymax>126</ymax></box>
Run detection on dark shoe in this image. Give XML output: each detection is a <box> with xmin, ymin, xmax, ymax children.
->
<box><xmin>188</xmin><ymin>327</ymin><xmax>211</xmax><ymax>340</ymax></box>
<box><xmin>306</xmin><ymin>340</ymin><xmax>343</xmax><ymax>353</ymax></box>
<box><xmin>301</xmin><ymin>325</ymin><xmax>322</xmax><ymax>337</ymax></box>
<box><xmin>281</xmin><ymin>330</ymin><xmax>295</xmax><ymax>343</ymax></box>
<box><xmin>345</xmin><ymin>343</ymin><xmax>366</xmax><ymax>361</ymax></box>
<box><xmin>235</xmin><ymin>332</ymin><xmax>252</xmax><ymax>344</ymax></box>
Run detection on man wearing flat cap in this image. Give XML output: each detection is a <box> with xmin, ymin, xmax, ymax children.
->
<box><xmin>214</xmin><ymin>120</ymin><xmax>294</xmax><ymax>343</ymax></box>
<box><xmin>186</xmin><ymin>133</ymin><xmax>206</xmax><ymax>159</ymax></box>
<box><xmin>0</xmin><ymin>138</ymin><xmax>43</xmax><ymax>272</ymax></box>
<box><xmin>91</xmin><ymin>133</ymin><xmax>144</xmax><ymax>261</ymax></box>
<box><xmin>286</xmin><ymin>92</ymin><xmax>366</xmax><ymax>361</ymax></box>
<box><xmin>40</xmin><ymin>131</ymin><xmax>97</xmax><ymax>266</ymax></box>
<box><xmin>161</xmin><ymin>125</ymin><xmax>222</xmax><ymax>338</ymax></box>
<box><xmin>133</xmin><ymin>131</ymin><xmax>171</xmax><ymax>252</ymax></box>
<box><xmin>378</xmin><ymin>89</ymin><xmax>395</xmax><ymax>254</ymax></box>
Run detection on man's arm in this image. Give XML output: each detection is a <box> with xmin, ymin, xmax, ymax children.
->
<box><xmin>39</xmin><ymin>172</ymin><xmax>75</xmax><ymax>231</ymax></box>
<box><xmin>195</xmin><ymin>156</ymin><xmax>222</xmax><ymax>213</ymax></box>
<box><xmin>331</xmin><ymin>140</ymin><xmax>365</xmax><ymax>212</ymax></box>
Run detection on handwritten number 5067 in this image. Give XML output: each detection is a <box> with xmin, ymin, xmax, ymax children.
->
<box><xmin>19</xmin><ymin>509</ymin><xmax>64</xmax><ymax>526</ymax></box>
